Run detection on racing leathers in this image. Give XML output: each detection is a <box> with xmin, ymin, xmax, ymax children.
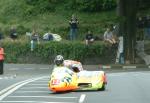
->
<box><xmin>63</xmin><ymin>60</ymin><xmax>83</xmax><ymax>72</ymax></box>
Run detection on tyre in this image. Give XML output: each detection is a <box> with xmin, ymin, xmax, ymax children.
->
<box><xmin>97</xmin><ymin>83</ymin><xmax>105</xmax><ymax>91</ymax></box>
<box><xmin>101</xmin><ymin>83</ymin><xmax>105</xmax><ymax>91</ymax></box>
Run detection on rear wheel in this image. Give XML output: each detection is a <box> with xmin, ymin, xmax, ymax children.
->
<box><xmin>98</xmin><ymin>83</ymin><xmax>105</xmax><ymax>91</ymax></box>
<box><xmin>101</xmin><ymin>83</ymin><xmax>105</xmax><ymax>91</ymax></box>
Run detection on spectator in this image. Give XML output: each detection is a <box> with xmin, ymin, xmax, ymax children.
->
<box><xmin>85</xmin><ymin>30</ymin><xmax>95</xmax><ymax>45</ymax></box>
<box><xmin>10</xmin><ymin>26</ymin><xmax>17</xmax><ymax>40</ymax></box>
<box><xmin>30</xmin><ymin>30</ymin><xmax>40</xmax><ymax>51</ymax></box>
<box><xmin>137</xmin><ymin>16</ymin><xmax>145</xmax><ymax>40</ymax></box>
<box><xmin>115</xmin><ymin>36</ymin><xmax>124</xmax><ymax>64</ymax></box>
<box><xmin>69</xmin><ymin>14</ymin><xmax>79</xmax><ymax>40</ymax></box>
<box><xmin>0</xmin><ymin>46</ymin><xmax>4</xmax><ymax>75</ymax></box>
<box><xmin>145</xmin><ymin>15</ymin><xmax>150</xmax><ymax>39</ymax></box>
<box><xmin>31</xmin><ymin>30</ymin><xmax>40</xmax><ymax>43</ymax></box>
<box><xmin>137</xmin><ymin>16</ymin><xmax>145</xmax><ymax>29</ymax></box>
<box><xmin>103</xmin><ymin>26</ymin><xmax>117</xmax><ymax>45</ymax></box>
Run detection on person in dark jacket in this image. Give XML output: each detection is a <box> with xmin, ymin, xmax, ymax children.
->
<box><xmin>85</xmin><ymin>31</ymin><xmax>95</xmax><ymax>45</ymax></box>
<box><xmin>69</xmin><ymin>14</ymin><xmax>79</xmax><ymax>40</ymax></box>
<box><xmin>10</xmin><ymin>26</ymin><xmax>17</xmax><ymax>40</ymax></box>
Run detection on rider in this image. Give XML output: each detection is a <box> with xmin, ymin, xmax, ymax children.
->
<box><xmin>54</xmin><ymin>55</ymin><xmax>83</xmax><ymax>73</ymax></box>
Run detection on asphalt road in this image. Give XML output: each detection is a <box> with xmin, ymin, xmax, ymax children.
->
<box><xmin>0</xmin><ymin>64</ymin><xmax>150</xmax><ymax>103</ymax></box>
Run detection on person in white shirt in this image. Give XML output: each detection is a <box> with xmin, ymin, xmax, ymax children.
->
<box><xmin>104</xmin><ymin>27</ymin><xmax>117</xmax><ymax>45</ymax></box>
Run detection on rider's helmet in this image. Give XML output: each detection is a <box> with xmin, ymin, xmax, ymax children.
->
<box><xmin>54</xmin><ymin>55</ymin><xmax>64</xmax><ymax>66</ymax></box>
<box><xmin>71</xmin><ymin>64</ymin><xmax>80</xmax><ymax>73</ymax></box>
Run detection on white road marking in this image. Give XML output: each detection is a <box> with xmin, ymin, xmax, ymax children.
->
<box><xmin>79</xmin><ymin>94</ymin><xmax>86</xmax><ymax>103</ymax></box>
<box><xmin>2</xmin><ymin>76</ymin><xmax>16</xmax><ymax>79</ymax></box>
<box><xmin>26</xmin><ymin>84</ymin><xmax>47</xmax><ymax>86</ymax></box>
<box><xmin>0</xmin><ymin>101</ymin><xmax>74</xmax><ymax>103</ymax></box>
<box><xmin>20</xmin><ymin>87</ymin><xmax>47</xmax><ymax>90</ymax></box>
<box><xmin>108</xmin><ymin>72</ymin><xmax>139</xmax><ymax>76</ymax></box>
<box><xmin>15</xmin><ymin>91</ymin><xmax>48</xmax><ymax>93</ymax></box>
<box><xmin>33</xmin><ymin>81</ymin><xmax>48</xmax><ymax>83</ymax></box>
<box><xmin>41</xmin><ymin>78</ymin><xmax>49</xmax><ymax>80</ymax></box>
<box><xmin>107</xmin><ymin>73</ymin><xmax>127</xmax><ymax>77</ymax></box>
<box><xmin>40</xmin><ymin>68</ymin><xmax>49</xmax><ymax>70</ymax></box>
<box><xmin>0</xmin><ymin>76</ymin><xmax>48</xmax><ymax>101</ymax></box>
<box><xmin>24</xmin><ymin>68</ymin><xmax>35</xmax><ymax>70</ymax></box>
<box><xmin>123</xmin><ymin>66</ymin><xmax>136</xmax><ymax>69</ymax></box>
<box><xmin>0</xmin><ymin>80</ymin><xmax>27</xmax><ymax>96</ymax></box>
<box><xmin>108</xmin><ymin>72</ymin><xmax>150</xmax><ymax>77</ymax></box>
<box><xmin>9</xmin><ymin>68</ymin><xmax>19</xmax><ymax>70</ymax></box>
<box><xmin>102</xmin><ymin>66</ymin><xmax>111</xmax><ymax>69</ymax></box>
<box><xmin>9</xmin><ymin>96</ymin><xmax>78</xmax><ymax>99</ymax></box>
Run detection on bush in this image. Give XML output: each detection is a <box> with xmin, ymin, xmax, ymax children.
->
<box><xmin>102</xmin><ymin>0</ymin><xmax>117</xmax><ymax>10</ymax></box>
<box><xmin>17</xmin><ymin>25</ymin><xmax>30</xmax><ymax>35</ymax></box>
<box><xmin>1</xmin><ymin>40</ymin><xmax>107</xmax><ymax>64</ymax></box>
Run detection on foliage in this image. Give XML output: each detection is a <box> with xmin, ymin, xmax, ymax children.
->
<box><xmin>0</xmin><ymin>0</ymin><xmax>117</xmax><ymax>40</ymax></box>
<box><xmin>138</xmin><ymin>0</ymin><xmax>150</xmax><ymax>10</ymax></box>
<box><xmin>25</xmin><ymin>0</ymin><xmax>117</xmax><ymax>14</ymax></box>
<box><xmin>1</xmin><ymin>40</ymin><xmax>106</xmax><ymax>64</ymax></box>
<box><xmin>65</xmin><ymin>0</ymin><xmax>117</xmax><ymax>12</ymax></box>
<box><xmin>25</xmin><ymin>0</ymin><xmax>64</xmax><ymax>14</ymax></box>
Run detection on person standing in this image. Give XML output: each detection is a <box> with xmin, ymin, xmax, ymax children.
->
<box><xmin>145</xmin><ymin>15</ymin><xmax>150</xmax><ymax>39</ymax></box>
<box><xmin>115</xmin><ymin>36</ymin><xmax>124</xmax><ymax>64</ymax></box>
<box><xmin>137</xmin><ymin>16</ymin><xmax>145</xmax><ymax>40</ymax></box>
<box><xmin>69</xmin><ymin>14</ymin><xmax>79</xmax><ymax>40</ymax></box>
<box><xmin>0</xmin><ymin>47</ymin><xmax>4</xmax><ymax>74</ymax></box>
<box><xmin>30</xmin><ymin>29</ymin><xmax>40</xmax><ymax>51</ymax></box>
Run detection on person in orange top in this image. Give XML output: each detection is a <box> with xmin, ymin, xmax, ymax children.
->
<box><xmin>0</xmin><ymin>47</ymin><xmax>4</xmax><ymax>74</ymax></box>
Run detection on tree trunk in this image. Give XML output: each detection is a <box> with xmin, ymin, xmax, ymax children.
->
<box><xmin>125</xmin><ymin>0</ymin><xmax>137</xmax><ymax>64</ymax></box>
<box><xmin>117</xmin><ymin>0</ymin><xmax>137</xmax><ymax>64</ymax></box>
<box><xmin>117</xmin><ymin>0</ymin><xmax>126</xmax><ymax>36</ymax></box>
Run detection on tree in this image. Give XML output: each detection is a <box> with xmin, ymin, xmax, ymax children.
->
<box><xmin>117</xmin><ymin>0</ymin><xmax>138</xmax><ymax>64</ymax></box>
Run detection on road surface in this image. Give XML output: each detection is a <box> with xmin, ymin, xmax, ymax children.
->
<box><xmin>0</xmin><ymin>64</ymin><xmax>150</xmax><ymax>103</ymax></box>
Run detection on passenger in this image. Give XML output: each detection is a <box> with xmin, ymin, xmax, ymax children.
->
<box><xmin>54</xmin><ymin>55</ymin><xmax>83</xmax><ymax>73</ymax></box>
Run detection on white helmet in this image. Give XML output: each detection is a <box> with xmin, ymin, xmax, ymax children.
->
<box><xmin>54</xmin><ymin>55</ymin><xmax>64</xmax><ymax>66</ymax></box>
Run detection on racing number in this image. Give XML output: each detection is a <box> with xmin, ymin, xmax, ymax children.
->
<box><xmin>51</xmin><ymin>79</ymin><xmax>60</xmax><ymax>85</ymax></box>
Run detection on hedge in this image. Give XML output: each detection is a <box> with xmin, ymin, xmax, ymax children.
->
<box><xmin>1</xmin><ymin>40</ymin><xmax>111</xmax><ymax>64</ymax></box>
